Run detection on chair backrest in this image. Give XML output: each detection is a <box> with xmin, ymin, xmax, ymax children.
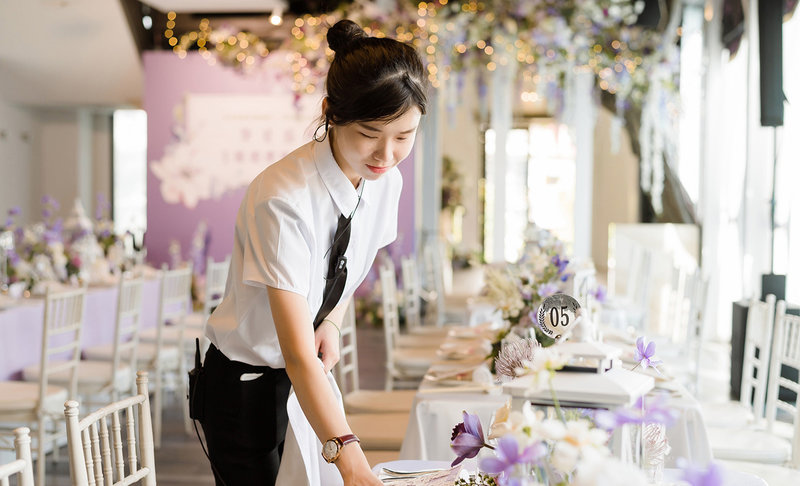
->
<box><xmin>687</xmin><ymin>273</ymin><xmax>710</xmax><ymax>394</ymax></box>
<box><xmin>422</xmin><ymin>238</ymin><xmax>445</xmax><ymax>325</ymax></box>
<box><xmin>0</xmin><ymin>427</ymin><xmax>34</xmax><ymax>486</ymax></box>
<box><xmin>64</xmin><ymin>371</ymin><xmax>156</xmax><ymax>486</ymax></box>
<box><xmin>111</xmin><ymin>275</ymin><xmax>145</xmax><ymax>386</ymax></box>
<box><xmin>152</xmin><ymin>266</ymin><xmax>193</xmax><ymax>357</ymax></box>
<box><xmin>740</xmin><ymin>294</ymin><xmax>777</xmax><ymax>423</ymax></box>
<box><xmin>380</xmin><ymin>264</ymin><xmax>400</xmax><ymax>363</ymax></box>
<box><xmin>400</xmin><ymin>256</ymin><xmax>422</xmax><ymax>331</ymax></box>
<box><xmin>39</xmin><ymin>286</ymin><xmax>87</xmax><ymax>403</ymax></box>
<box><xmin>571</xmin><ymin>267</ymin><xmax>597</xmax><ymax>321</ymax></box>
<box><xmin>765</xmin><ymin>300</ymin><xmax>800</xmax><ymax>467</ymax></box>
<box><xmin>203</xmin><ymin>256</ymin><xmax>230</xmax><ymax>317</ymax></box>
<box><xmin>665</xmin><ymin>266</ymin><xmax>692</xmax><ymax>343</ymax></box>
<box><xmin>336</xmin><ymin>298</ymin><xmax>360</xmax><ymax>396</ymax></box>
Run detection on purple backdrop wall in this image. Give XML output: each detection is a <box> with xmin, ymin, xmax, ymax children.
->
<box><xmin>143</xmin><ymin>51</ymin><xmax>415</xmax><ymax>277</ymax></box>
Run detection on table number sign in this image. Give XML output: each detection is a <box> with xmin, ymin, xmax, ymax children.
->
<box><xmin>536</xmin><ymin>293</ymin><xmax>582</xmax><ymax>342</ymax></box>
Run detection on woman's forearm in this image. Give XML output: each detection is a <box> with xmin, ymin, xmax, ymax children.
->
<box><xmin>267</xmin><ymin>287</ymin><xmax>370</xmax><ymax>479</ymax></box>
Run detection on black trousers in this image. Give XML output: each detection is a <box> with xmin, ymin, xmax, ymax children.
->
<box><xmin>200</xmin><ymin>344</ymin><xmax>292</xmax><ymax>486</ymax></box>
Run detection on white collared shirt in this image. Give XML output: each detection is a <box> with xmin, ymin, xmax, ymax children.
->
<box><xmin>206</xmin><ymin>138</ymin><xmax>401</xmax><ymax>367</ymax></box>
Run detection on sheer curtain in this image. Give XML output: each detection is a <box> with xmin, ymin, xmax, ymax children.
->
<box><xmin>702</xmin><ymin>6</ymin><xmax>800</xmax><ymax>340</ymax></box>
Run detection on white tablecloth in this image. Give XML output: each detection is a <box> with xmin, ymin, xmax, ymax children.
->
<box><xmin>399</xmin><ymin>356</ymin><xmax>713</xmax><ymax>468</ymax></box>
<box><xmin>0</xmin><ymin>276</ymin><xmax>161</xmax><ymax>380</ymax></box>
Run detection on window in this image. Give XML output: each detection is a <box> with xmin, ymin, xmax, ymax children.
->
<box><xmin>112</xmin><ymin>109</ymin><xmax>147</xmax><ymax>245</ymax></box>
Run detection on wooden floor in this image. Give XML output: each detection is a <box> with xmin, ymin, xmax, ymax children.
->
<box><xmin>43</xmin><ymin>325</ymin><xmax>388</xmax><ymax>486</ymax></box>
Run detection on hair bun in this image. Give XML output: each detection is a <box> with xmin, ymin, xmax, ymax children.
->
<box><xmin>327</xmin><ymin>19</ymin><xmax>368</xmax><ymax>53</ymax></box>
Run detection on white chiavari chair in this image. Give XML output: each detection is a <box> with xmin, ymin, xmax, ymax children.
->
<box><xmin>379</xmin><ymin>263</ymin><xmax>437</xmax><ymax>391</ymax></box>
<box><xmin>336</xmin><ymin>298</ymin><xmax>416</xmax><ymax>414</ymax></box>
<box><xmin>335</xmin><ymin>299</ymin><xmax>410</xmax><ymax>456</ymax></box>
<box><xmin>381</xmin><ymin>262</ymin><xmax>440</xmax><ymax>349</ymax></box>
<box><xmin>24</xmin><ymin>275</ymin><xmax>143</xmax><ymax>410</ymax></box>
<box><xmin>0</xmin><ymin>427</ymin><xmax>33</xmax><ymax>486</ymax></box>
<box><xmin>707</xmin><ymin>295</ymin><xmax>798</xmax><ymax>464</ymax></box>
<box><xmin>0</xmin><ymin>286</ymin><xmax>87</xmax><ymax>486</ymax></box>
<box><xmin>401</xmin><ymin>256</ymin><xmax>458</xmax><ymax>337</ymax></box>
<box><xmin>63</xmin><ymin>371</ymin><xmax>156</xmax><ymax>486</ymax></box>
<box><xmin>764</xmin><ymin>301</ymin><xmax>800</xmax><ymax>468</ymax></box>
<box><xmin>85</xmin><ymin>266</ymin><xmax>192</xmax><ymax>447</ymax></box>
<box><xmin>703</xmin><ymin>295</ymin><xmax>776</xmax><ymax>429</ymax></box>
<box><xmin>141</xmin><ymin>255</ymin><xmax>229</xmax><ymax>353</ymax></box>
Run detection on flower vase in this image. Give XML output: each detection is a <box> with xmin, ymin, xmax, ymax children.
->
<box><xmin>642</xmin><ymin>422</ymin><xmax>670</xmax><ymax>484</ymax></box>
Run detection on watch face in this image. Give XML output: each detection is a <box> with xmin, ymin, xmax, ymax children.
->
<box><xmin>322</xmin><ymin>439</ymin><xmax>339</xmax><ymax>461</ymax></box>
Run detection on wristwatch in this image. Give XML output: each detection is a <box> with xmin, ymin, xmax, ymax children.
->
<box><xmin>321</xmin><ymin>434</ymin><xmax>360</xmax><ymax>463</ymax></box>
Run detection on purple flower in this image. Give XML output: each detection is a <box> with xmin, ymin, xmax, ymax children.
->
<box><xmin>41</xmin><ymin>195</ymin><xmax>59</xmax><ymax>210</ymax></box>
<box><xmin>537</xmin><ymin>282</ymin><xmax>559</xmax><ymax>298</ymax></box>
<box><xmin>8</xmin><ymin>248</ymin><xmax>20</xmax><ymax>265</ymax></box>
<box><xmin>679</xmin><ymin>460</ymin><xmax>725</xmax><ymax>486</ymax></box>
<box><xmin>634</xmin><ymin>337</ymin><xmax>663</xmax><ymax>371</ymax></box>
<box><xmin>592</xmin><ymin>285</ymin><xmax>607</xmax><ymax>303</ymax></box>
<box><xmin>594</xmin><ymin>394</ymin><xmax>678</xmax><ymax>430</ymax></box>
<box><xmin>551</xmin><ymin>254</ymin><xmax>569</xmax><ymax>274</ymax></box>
<box><xmin>8</xmin><ymin>206</ymin><xmax>21</xmax><ymax>216</ymax></box>
<box><xmin>480</xmin><ymin>436</ymin><xmax>546</xmax><ymax>481</ymax></box>
<box><xmin>450</xmin><ymin>411</ymin><xmax>487</xmax><ymax>466</ymax></box>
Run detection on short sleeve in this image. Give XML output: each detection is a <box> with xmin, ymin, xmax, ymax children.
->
<box><xmin>379</xmin><ymin>170</ymin><xmax>403</xmax><ymax>248</ymax></box>
<box><xmin>241</xmin><ymin>197</ymin><xmax>313</xmax><ymax>296</ymax></box>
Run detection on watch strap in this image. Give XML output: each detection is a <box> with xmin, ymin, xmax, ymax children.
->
<box><xmin>338</xmin><ymin>433</ymin><xmax>359</xmax><ymax>446</ymax></box>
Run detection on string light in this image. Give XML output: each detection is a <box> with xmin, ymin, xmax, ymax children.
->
<box><xmin>161</xmin><ymin>0</ymin><xmax>671</xmax><ymax>108</ymax></box>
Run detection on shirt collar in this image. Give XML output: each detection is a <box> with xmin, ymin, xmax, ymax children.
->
<box><xmin>313</xmin><ymin>138</ymin><xmax>371</xmax><ymax>217</ymax></box>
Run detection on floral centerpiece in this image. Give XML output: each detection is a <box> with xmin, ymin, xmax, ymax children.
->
<box><xmin>2</xmin><ymin>195</ymin><xmax>130</xmax><ymax>291</ymax></box>
<box><xmin>482</xmin><ymin>226</ymin><xmax>572</xmax><ymax>370</ymax></box>
<box><xmin>449</xmin><ymin>336</ymin><xmax>726</xmax><ymax>486</ymax></box>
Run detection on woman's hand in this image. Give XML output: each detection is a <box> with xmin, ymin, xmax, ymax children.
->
<box><xmin>337</xmin><ymin>443</ymin><xmax>383</xmax><ymax>486</ymax></box>
<box><xmin>314</xmin><ymin>320</ymin><xmax>340</xmax><ymax>373</ymax></box>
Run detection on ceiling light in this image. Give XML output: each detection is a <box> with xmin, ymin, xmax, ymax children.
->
<box><xmin>270</xmin><ymin>8</ymin><xmax>283</xmax><ymax>26</ymax></box>
<box><xmin>142</xmin><ymin>15</ymin><xmax>153</xmax><ymax>30</ymax></box>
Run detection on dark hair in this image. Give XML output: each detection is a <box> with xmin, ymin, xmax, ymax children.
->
<box><xmin>323</xmin><ymin>19</ymin><xmax>428</xmax><ymax>126</ymax></box>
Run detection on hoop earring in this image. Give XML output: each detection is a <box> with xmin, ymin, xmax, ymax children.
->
<box><xmin>314</xmin><ymin>118</ymin><xmax>329</xmax><ymax>142</ymax></box>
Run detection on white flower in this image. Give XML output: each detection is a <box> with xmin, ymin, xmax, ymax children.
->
<box><xmin>571</xmin><ymin>450</ymin><xmax>649</xmax><ymax>486</ymax></box>
<box><xmin>550</xmin><ymin>440</ymin><xmax>580</xmax><ymax>474</ymax></box>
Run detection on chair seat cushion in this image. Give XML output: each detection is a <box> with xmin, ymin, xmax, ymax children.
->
<box><xmin>709</xmin><ymin>427</ymin><xmax>791</xmax><ymax>463</ymax></box>
<box><xmin>392</xmin><ymin>348</ymin><xmax>436</xmax><ymax>371</ymax></box>
<box><xmin>344</xmin><ymin>390</ymin><xmax>416</xmax><ymax>414</ymax></box>
<box><xmin>347</xmin><ymin>412</ymin><xmax>409</xmax><ymax>450</ymax></box>
<box><xmin>407</xmin><ymin>326</ymin><xmax>458</xmax><ymax>337</ymax></box>
<box><xmin>700</xmin><ymin>401</ymin><xmax>755</xmax><ymax>428</ymax></box>
<box><xmin>84</xmin><ymin>342</ymin><xmax>181</xmax><ymax>369</ymax></box>
<box><xmin>396</xmin><ymin>334</ymin><xmax>443</xmax><ymax>349</ymax></box>
<box><xmin>22</xmin><ymin>360</ymin><xmax>133</xmax><ymax>393</ymax></box>
<box><xmin>0</xmin><ymin>381</ymin><xmax>68</xmax><ymax>415</ymax></box>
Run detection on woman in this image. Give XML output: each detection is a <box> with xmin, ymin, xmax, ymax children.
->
<box><xmin>200</xmin><ymin>19</ymin><xmax>428</xmax><ymax>486</ymax></box>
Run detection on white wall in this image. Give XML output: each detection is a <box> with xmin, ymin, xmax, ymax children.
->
<box><xmin>439</xmin><ymin>73</ymin><xmax>483</xmax><ymax>254</ymax></box>
<box><xmin>0</xmin><ymin>96</ymin><xmax>36</xmax><ymax>224</ymax></box>
<box><xmin>592</xmin><ymin>107</ymin><xmax>640</xmax><ymax>274</ymax></box>
<box><xmin>0</xmin><ymin>103</ymin><xmax>112</xmax><ymax>226</ymax></box>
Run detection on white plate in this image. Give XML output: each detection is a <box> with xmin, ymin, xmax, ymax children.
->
<box><xmin>372</xmin><ymin>460</ymin><xmax>451</xmax><ymax>475</ymax></box>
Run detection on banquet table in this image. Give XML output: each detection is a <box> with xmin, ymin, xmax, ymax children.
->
<box><xmin>0</xmin><ymin>276</ymin><xmax>161</xmax><ymax>380</ymax></box>
<box><xmin>372</xmin><ymin>460</ymin><xmax>768</xmax><ymax>486</ymax></box>
<box><xmin>398</xmin><ymin>335</ymin><xmax>714</xmax><ymax>469</ymax></box>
